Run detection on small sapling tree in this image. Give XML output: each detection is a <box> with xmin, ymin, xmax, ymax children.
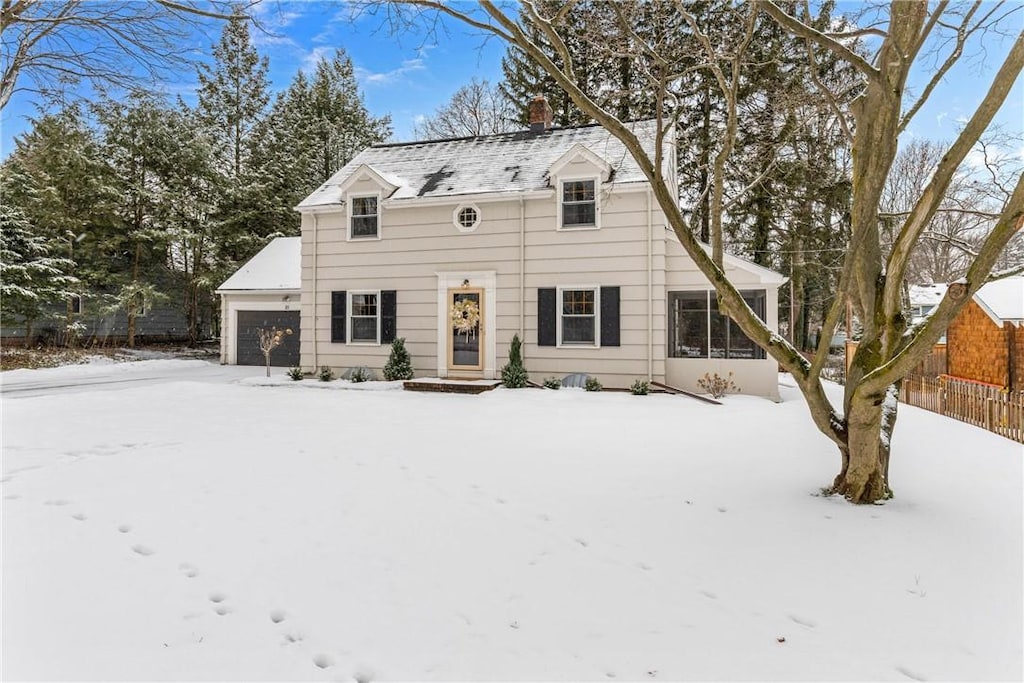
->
<box><xmin>257</xmin><ymin>326</ymin><xmax>292</xmax><ymax>377</ymax></box>
<box><xmin>383</xmin><ymin>337</ymin><xmax>415</xmax><ymax>380</ymax></box>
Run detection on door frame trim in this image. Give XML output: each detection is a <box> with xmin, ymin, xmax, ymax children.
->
<box><xmin>436</xmin><ymin>271</ymin><xmax>496</xmax><ymax>378</ymax></box>
<box><xmin>223</xmin><ymin>295</ymin><xmax>301</xmax><ymax>365</ymax></box>
<box><xmin>447</xmin><ymin>287</ymin><xmax>485</xmax><ymax>372</ymax></box>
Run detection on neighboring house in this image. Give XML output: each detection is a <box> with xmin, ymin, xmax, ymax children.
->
<box><xmin>908</xmin><ymin>282</ymin><xmax>948</xmax><ymax>328</ymax></box>
<box><xmin>0</xmin><ymin>285</ymin><xmax>193</xmax><ymax>347</ymax></box>
<box><xmin>239</xmin><ymin>97</ymin><xmax>785</xmax><ymax>397</ymax></box>
<box><xmin>216</xmin><ymin>237</ymin><xmax>302</xmax><ymax>366</ymax></box>
<box><xmin>946</xmin><ymin>277</ymin><xmax>1024</xmax><ymax>390</ymax></box>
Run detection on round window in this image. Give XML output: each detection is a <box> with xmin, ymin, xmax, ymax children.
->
<box><xmin>454</xmin><ymin>205</ymin><xmax>480</xmax><ymax>232</ymax></box>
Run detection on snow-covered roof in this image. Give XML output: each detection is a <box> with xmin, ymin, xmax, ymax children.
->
<box><xmin>909</xmin><ymin>283</ymin><xmax>947</xmax><ymax>307</ymax></box>
<box><xmin>297</xmin><ymin>120</ymin><xmax>662</xmax><ymax>210</ymax></box>
<box><xmin>973</xmin><ymin>277</ymin><xmax>1024</xmax><ymax>326</ymax></box>
<box><xmin>216</xmin><ymin>237</ymin><xmax>301</xmax><ymax>292</ymax></box>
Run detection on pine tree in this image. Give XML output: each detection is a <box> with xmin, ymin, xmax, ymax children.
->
<box><xmin>383</xmin><ymin>337</ymin><xmax>415</xmax><ymax>380</ymax></box>
<box><xmin>250</xmin><ymin>49</ymin><xmax>391</xmax><ymax>236</ymax></box>
<box><xmin>0</xmin><ymin>192</ymin><xmax>77</xmax><ymax>345</ymax></box>
<box><xmin>500</xmin><ymin>334</ymin><xmax>529</xmax><ymax>388</ymax></box>
<box><xmin>3</xmin><ymin>103</ymin><xmax>121</xmax><ymax>343</ymax></box>
<box><xmin>93</xmin><ymin>90</ymin><xmax>179</xmax><ymax>346</ymax></box>
<box><xmin>194</xmin><ymin>11</ymin><xmax>271</xmax><ymax>267</ymax></box>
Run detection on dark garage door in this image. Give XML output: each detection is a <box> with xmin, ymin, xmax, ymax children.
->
<box><xmin>236</xmin><ymin>310</ymin><xmax>301</xmax><ymax>366</ymax></box>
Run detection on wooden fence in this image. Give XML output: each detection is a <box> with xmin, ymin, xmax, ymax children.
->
<box><xmin>900</xmin><ymin>373</ymin><xmax>1024</xmax><ymax>443</ymax></box>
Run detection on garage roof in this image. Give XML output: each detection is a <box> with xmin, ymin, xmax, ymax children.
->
<box><xmin>216</xmin><ymin>237</ymin><xmax>301</xmax><ymax>292</ymax></box>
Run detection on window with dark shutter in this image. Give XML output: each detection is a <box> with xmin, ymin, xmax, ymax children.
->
<box><xmin>381</xmin><ymin>290</ymin><xmax>397</xmax><ymax>343</ymax></box>
<box><xmin>331</xmin><ymin>291</ymin><xmax>346</xmax><ymax>343</ymax></box>
<box><xmin>600</xmin><ymin>286</ymin><xmax>620</xmax><ymax>347</ymax></box>
<box><xmin>538</xmin><ymin>288</ymin><xmax>556</xmax><ymax>346</ymax></box>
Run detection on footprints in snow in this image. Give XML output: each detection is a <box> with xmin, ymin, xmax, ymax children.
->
<box><xmin>178</xmin><ymin>563</ymin><xmax>199</xmax><ymax>578</ymax></box>
<box><xmin>209</xmin><ymin>592</ymin><xmax>231</xmax><ymax>616</ymax></box>
<box><xmin>131</xmin><ymin>544</ymin><xmax>155</xmax><ymax>556</ymax></box>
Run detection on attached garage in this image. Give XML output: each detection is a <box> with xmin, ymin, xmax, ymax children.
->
<box><xmin>216</xmin><ymin>237</ymin><xmax>302</xmax><ymax>366</ymax></box>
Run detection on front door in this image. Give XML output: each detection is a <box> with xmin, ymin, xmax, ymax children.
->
<box><xmin>448</xmin><ymin>288</ymin><xmax>484</xmax><ymax>373</ymax></box>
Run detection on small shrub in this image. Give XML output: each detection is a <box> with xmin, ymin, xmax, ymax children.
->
<box><xmin>350</xmin><ymin>366</ymin><xmax>370</xmax><ymax>383</ymax></box>
<box><xmin>383</xmin><ymin>337</ymin><xmax>415</xmax><ymax>380</ymax></box>
<box><xmin>287</xmin><ymin>366</ymin><xmax>304</xmax><ymax>381</ymax></box>
<box><xmin>318</xmin><ymin>365</ymin><xmax>335</xmax><ymax>382</ymax></box>
<box><xmin>584</xmin><ymin>376</ymin><xmax>602</xmax><ymax>392</ymax></box>
<box><xmin>630</xmin><ymin>378</ymin><xmax>650</xmax><ymax>395</ymax></box>
<box><xmin>543</xmin><ymin>376</ymin><xmax>561</xmax><ymax>390</ymax></box>
<box><xmin>501</xmin><ymin>333</ymin><xmax>529</xmax><ymax>388</ymax></box>
<box><xmin>697</xmin><ymin>371</ymin><xmax>739</xmax><ymax>398</ymax></box>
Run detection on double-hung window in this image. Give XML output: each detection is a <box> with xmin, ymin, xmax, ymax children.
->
<box><xmin>560</xmin><ymin>287</ymin><xmax>597</xmax><ymax>345</ymax></box>
<box><xmin>350</xmin><ymin>196</ymin><xmax>378</xmax><ymax>239</ymax></box>
<box><xmin>560</xmin><ymin>179</ymin><xmax>596</xmax><ymax>228</ymax></box>
<box><xmin>668</xmin><ymin>290</ymin><xmax>766</xmax><ymax>359</ymax></box>
<box><xmin>349</xmin><ymin>292</ymin><xmax>379</xmax><ymax>343</ymax></box>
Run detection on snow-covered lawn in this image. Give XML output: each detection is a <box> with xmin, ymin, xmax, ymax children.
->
<box><xmin>2</xmin><ymin>361</ymin><xmax>1021</xmax><ymax>681</ymax></box>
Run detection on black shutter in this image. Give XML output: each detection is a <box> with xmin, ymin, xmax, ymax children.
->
<box><xmin>538</xmin><ymin>288</ymin><xmax>556</xmax><ymax>346</ymax></box>
<box><xmin>381</xmin><ymin>290</ymin><xmax>397</xmax><ymax>343</ymax></box>
<box><xmin>331</xmin><ymin>291</ymin><xmax>346</xmax><ymax>343</ymax></box>
<box><xmin>600</xmin><ymin>286</ymin><xmax>620</xmax><ymax>347</ymax></box>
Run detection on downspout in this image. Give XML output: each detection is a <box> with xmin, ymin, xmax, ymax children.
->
<box><xmin>647</xmin><ymin>187</ymin><xmax>654</xmax><ymax>380</ymax></box>
<box><xmin>311</xmin><ymin>212</ymin><xmax>319</xmax><ymax>372</ymax></box>
<box><xmin>519</xmin><ymin>196</ymin><xmax>526</xmax><ymax>338</ymax></box>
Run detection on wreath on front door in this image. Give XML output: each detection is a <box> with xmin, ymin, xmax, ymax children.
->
<box><xmin>450</xmin><ymin>298</ymin><xmax>480</xmax><ymax>339</ymax></box>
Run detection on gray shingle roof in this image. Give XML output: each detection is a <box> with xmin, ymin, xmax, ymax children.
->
<box><xmin>297</xmin><ymin>120</ymin><xmax>660</xmax><ymax>209</ymax></box>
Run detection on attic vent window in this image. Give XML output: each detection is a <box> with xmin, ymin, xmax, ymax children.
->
<box><xmin>454</xmin><ymin>205</ymin><xmax>481</xmax><ymax>233</ymax></box>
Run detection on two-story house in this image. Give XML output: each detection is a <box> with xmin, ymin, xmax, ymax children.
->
<box><xmin>222</xmin><ymin>98</ymin><xmax>785</xmax><ymax>398</ymax></box>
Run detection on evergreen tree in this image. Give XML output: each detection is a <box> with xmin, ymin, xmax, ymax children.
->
<box><xmin>93</xmin><ymin>90</ymin><xmax>179</xmax><ymax>346</ymax></box>
<box><xmin>500</xmin><ymin>334</ymin><xmax>529</xmax><ymax>388</ymax></box>
<box><xmin>0</xmin><ymin>189</ymin><xmax>77</xmax><ymax>345</ymax></box>
<box><xmin>2</xmin><ymin>103</ymin><xmax>121</xmax><ymax>340</ymax></box>
<box><xmin>251</xmin><ymin>49</ymin><xmax>391</xmax><ymax>235</ymax></box>
<box><xmin>194</xmin><ymin>11</ymin><xmax>271</xmax><ymax>266</ymax></box>
<box><xmin>383</xmin><ymin>337</ymin><xmax>415</xmax><ymax>380</ymax></box>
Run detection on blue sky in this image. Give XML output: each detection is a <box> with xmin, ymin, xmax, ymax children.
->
<box><xmin>1</xmin><ymin>1</ymin><xmax>1020</xmax><ymax>158</ymax></box>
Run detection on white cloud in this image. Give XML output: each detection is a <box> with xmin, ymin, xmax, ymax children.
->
<box><xmin>301</xmin><ymin>46</ymin><xmax>335</xmax><ymax>74</ymax></box>
<box><xmin>356</xmin><ymin>58</ymin><xmax>426</xmax><ymax>85</ymax></box>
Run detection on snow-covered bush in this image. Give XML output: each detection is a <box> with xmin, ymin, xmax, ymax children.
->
<box><xmin>383</xmin><ymin>337</ymin><xmax>414</xmax><ymax>380</ymax></box>
<box><xmin>318</xmin><ymin>365</ymin><xmax>335</xmax><ymax>382</ymax></box>
<box><xmin>584</xmin><ymin>376</ymin><xmax>602</xmax><ymax>392</ymax></box>
<box><xmin>287</xmin><ymin>367</ymin><xmax>304</xmax><ymax>381</ymax></box>
<box><xmin>501</xmin><ymin>334</ymin><xmax>529</xmax><ymax>388</ymax></box>
<box><xmin>350</xmin><ymin>366</ymin><xmax>370</xmax><ymax>383</ymax></box>
<box><xmin>630</xmin><ymin>379</ymin><xmax>649</xmax><ymax>395</ymax></box>
<box><xmin>543</xmin><ymin>376</ymin><xmax>561</xmax><ymax>389</ymax></box>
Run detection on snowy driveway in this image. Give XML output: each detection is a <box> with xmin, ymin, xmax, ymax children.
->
<box><xmin>0</xmin><ymin>358</ymin><xmax>262</xmax><ymax>398</ymax></box>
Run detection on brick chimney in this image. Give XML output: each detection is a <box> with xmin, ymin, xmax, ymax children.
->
<box><xmin>528</xmin><ymin>94</ymin><xmax>553</xmax><ymax>133</ymax></box>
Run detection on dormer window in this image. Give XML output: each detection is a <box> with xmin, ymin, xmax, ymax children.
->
<box><xmin>350</xmin><ymin>196</ymin><xmax>379</xmax><ymax>239</ymax></box>
<box><xmin>560</xmin><ymin>179</ymin><xmax>597</xmax><ymax>229</ymax></box>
